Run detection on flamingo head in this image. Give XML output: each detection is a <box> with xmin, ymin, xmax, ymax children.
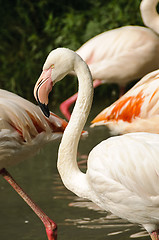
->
<box><xmin>34</xmin><ymin>48</ymin><xmax>76</xmax><ymax>117</ymax></box>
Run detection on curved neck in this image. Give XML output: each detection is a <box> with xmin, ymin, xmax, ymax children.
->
<box><xmin>57</xmin><ymin>57</ymin><xmax>93</xmax><ymax>198</ymax></box>
<box><xmin>140</xmin><ymin>0</ymin><xmax>159</xmax><ymax>34</ymax></box>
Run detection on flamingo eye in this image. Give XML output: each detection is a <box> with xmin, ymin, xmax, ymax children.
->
<box><xmin>51</xmin><ymin>64</ymin><xmax>54</xmax><ymax>69</ymax></box>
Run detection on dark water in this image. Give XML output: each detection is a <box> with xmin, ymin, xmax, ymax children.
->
<box><xmin>0</xmin><ymin>102</ymin><xmax>150</xmax><ymax>240</ymax></box>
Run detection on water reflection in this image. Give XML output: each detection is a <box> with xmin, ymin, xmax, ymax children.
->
<box><xmin>0</xmin><ymin>102</ymin><xmax>150</xmax><ymax>240</ymax></box>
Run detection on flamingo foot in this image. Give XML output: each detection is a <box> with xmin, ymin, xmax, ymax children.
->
<box><xmin>45</xmin><ymin>219</ymin><xmax>57</xmax><ymax>240</ymax></box>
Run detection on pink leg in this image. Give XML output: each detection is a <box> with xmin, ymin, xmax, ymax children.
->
<box><xmin>60</xmin><ymin>92</ymin><xmax>78</xmax><ymax>120</ymax></box>
<box><xmin>0</xmin><ymin>168</ymin><xmax>57</xmax><ymax>240</ymax></box>
<box><xmin>60</xmin><ymin>79</ymin><xmax>102</xmax><ymax>120</ymax></box>
<box><xmin>150</xmin><ymin>230</ymin><xmax>159</xmax><ymax>240</ymax></box>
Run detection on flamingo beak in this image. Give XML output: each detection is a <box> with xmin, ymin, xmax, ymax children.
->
<box><xmin>34</xmin><ymin>68</ymin><xmax>53</xmax><ymax>118</ymax></box>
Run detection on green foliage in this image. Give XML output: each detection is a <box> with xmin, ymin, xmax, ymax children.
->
<box><xmin>0</xmin><ymin>0</ymin><xmax>142</xmax><ymax>103</ymax></box>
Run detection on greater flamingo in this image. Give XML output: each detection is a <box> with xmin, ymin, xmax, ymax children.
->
<box><xmin>91</xmin><ymin>69</ymin><xmax>159</xmax><ymax>135</ymax></box>
<box><xmin>60</xmin><ymin>0</ymin><xmax>159</xmax><ymax>121</ymax></box>
<box><xmin>34</xmin><ymin>48</ymin><xmax>159</xmax><ymax>240</ymax></box>
<box><xmin>0</xmin><ymin>88</ymin><xmax>68</xmax><ymax>240</ymax></box>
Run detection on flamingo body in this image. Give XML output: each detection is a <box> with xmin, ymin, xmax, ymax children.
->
<box><xmin>34</xmin><ymin>48</ymin><xmax>159</xmax><ymax>239</ymax></box>
<box><xmin>60</xmin><ymin>0</ymin><xmax>159</xmax><ymax>120</ymax></box>
<box><xmin>87</xmin><ymin>132</ymin><xmax>159</xmax><ymax>233</ymax></box>
<box><xmin>0</xmin><ymin>89</ymin><xmax>67</xmax><ymax>168</ymax></box>
<box><xmin>0</xmin><ymin>88</ymin><xmax>68</xmax><ymax>240</ymax></box>
<box><xmin>76</xmin><ymin>26</ymin><xmax>159</xmax><ymax>86</ymax></box>
<box><xmin>91</xmin><ymin>69</ymin><xmax>159</xmax><ymax>135</ymax></box>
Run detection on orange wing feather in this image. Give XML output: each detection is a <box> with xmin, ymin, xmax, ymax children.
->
<box><xmin>92</xmin><ymin>91</ymin><xmax>145</xmax><ymax>124</ymax></box>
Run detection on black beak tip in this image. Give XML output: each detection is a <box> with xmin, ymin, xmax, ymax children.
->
<box><xmin>40</xmin><ymin>103</ymin><xmax>50</xmax><ymax>118</ymax></box>
<box><xmin>36</xmin><ymin>88</ymin><xmax>50</xmax><ymax>118</ymax></box>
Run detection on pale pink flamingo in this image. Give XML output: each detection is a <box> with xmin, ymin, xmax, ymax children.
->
<box><xmin>34</xmin><ymin>48</ymin><xmax>159</xmax><ymax>240</ymax></box>
<box><xmin>60</xmin><ymin>0</ymin><xmax>159</xmax><ymax>121</ymax></box>
<box><xmin>0</xmin><ymin>88</ymin><xmax>68</xmax><ymax>240</ymax></box>
<box><xmin>91</xmin><ymin>69</ymin><xmax>159</xmax><ymax>135</ymax></box>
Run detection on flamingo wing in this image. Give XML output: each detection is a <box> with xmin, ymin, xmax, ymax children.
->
<box><xmin>91</xmin><ymin>70</ymin><xmax>159</xmax><ymax>134</ymax></box>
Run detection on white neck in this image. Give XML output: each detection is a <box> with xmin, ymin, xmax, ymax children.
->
<box><xmin>57</xmin><ymin>56</ymin><xmax>94</xmax><ymax>199</ymax></box>
<box><xmin>140</xmin><ymin>0</ymin><xmax>159</xmax><ymax>34</ymax></box>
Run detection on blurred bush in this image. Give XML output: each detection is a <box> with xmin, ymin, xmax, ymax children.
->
<box><xmin>0</xmin><ymin>0</ymin><xmax>142</xmax><ymax>104</ymax></box>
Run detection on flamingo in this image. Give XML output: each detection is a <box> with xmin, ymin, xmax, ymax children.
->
<box><xmin>59</xmin><ymin>0</ymin><xmax>159</xmax><ymax>121</ymax></box>
<box><xmin>0</xmin><ymin>88</ymin><xmax>68</xmax><ymax>240</ymax></box>
<box><xmin>91</xmin><ymin>69</ymin><xmax>159</xmax><ymax>135</ymax></box>
<box><xmin>34</xmin><ymin>48</ymin><xmax>159</xmax><ymax>240</ymax></box>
